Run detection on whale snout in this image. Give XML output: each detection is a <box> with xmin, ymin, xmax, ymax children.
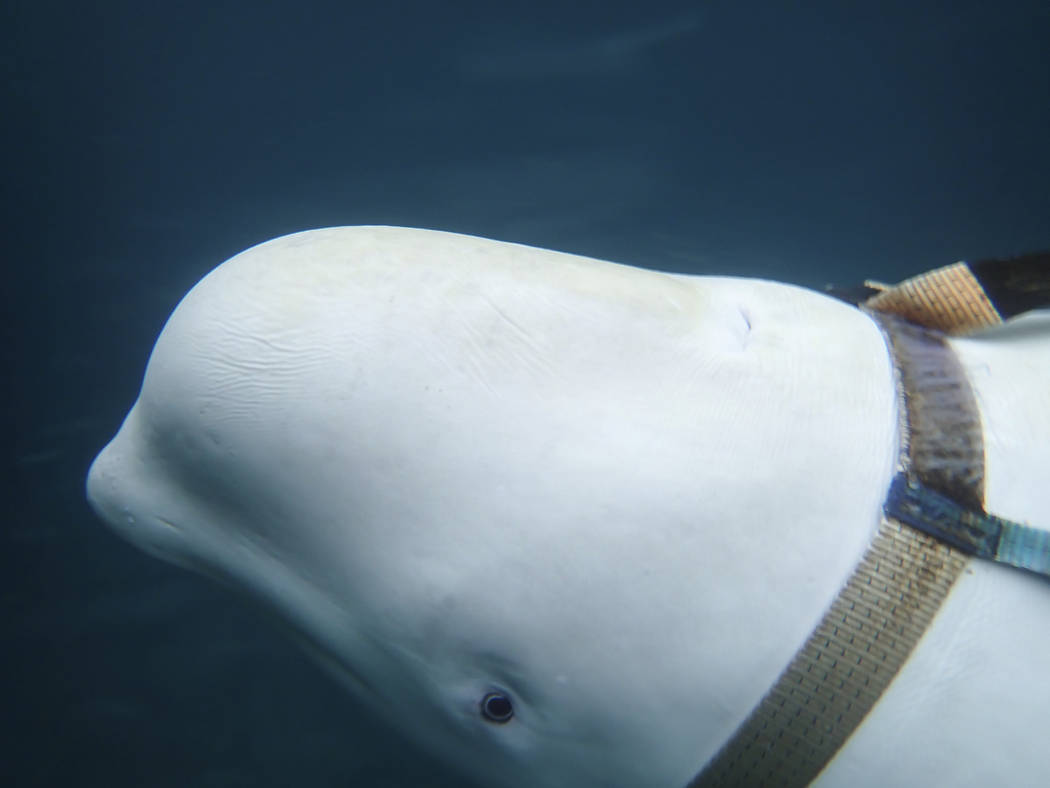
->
<box><xmin>86</xmin><ymin>414</ymin><xmax>195</xmax><ymax>567</ymax></box>
<box><xmin>86</xmin><ymin>436</ymin><xmax>135</xmax><ymax>534</ymax></box>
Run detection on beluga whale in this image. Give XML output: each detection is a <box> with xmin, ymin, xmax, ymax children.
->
<box><xmin>87</xmin><ymin>227</ymin><xmax>1050</xmax><ymax>787</ymax></box>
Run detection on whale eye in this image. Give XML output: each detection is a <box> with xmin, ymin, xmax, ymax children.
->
<box><xmin>480</xmin><ymin>691</ymin><xmax>514</xmax><ymax>723</ymax></box>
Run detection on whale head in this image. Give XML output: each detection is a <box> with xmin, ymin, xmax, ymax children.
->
<box><xmin>87</xmin><ymin>227</ymin><xmax>896</xmax><ymax>787</ymax></box>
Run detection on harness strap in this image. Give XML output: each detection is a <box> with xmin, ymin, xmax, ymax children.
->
<box><xmin>686</xmin><ymin>253</ymin><xmax>1049</xmax><ymax>787</ymax></box>
<box><xmin>861</xmin><ymin>252</ymin><xmax>1050</xmax><ymax>336</ymax></box>
<box><xmin>885</xmin><ymin>474</ymin><xmax>1050</xmax><ymax>580</ymax></box>
<box><xmin>864</xmin><ymin>261</ymin><xmax>1001</xmax><ymax>334</ymax></box>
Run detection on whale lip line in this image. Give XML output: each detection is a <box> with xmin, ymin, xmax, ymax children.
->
<box><xmin>154</xmin><ymin>515</ymin><xmax>183</xmax><ymax>533</ymax></box>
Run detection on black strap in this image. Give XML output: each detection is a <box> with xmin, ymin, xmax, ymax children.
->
<box><xmin>885</xmin><ymin>474</ymin><xmax>1050</xmax><ymax>581</ymax></box>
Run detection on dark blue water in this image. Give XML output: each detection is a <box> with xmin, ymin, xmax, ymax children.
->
<box><xmin>6</xmin><ymin>1</ymin><xmax>1048</xmax><ymax>786</ymax></box>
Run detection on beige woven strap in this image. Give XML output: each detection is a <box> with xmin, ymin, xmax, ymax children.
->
<box><xmin>864</xmin><ymin>261</ymin><xmax>1002</xmax><ymax>335</ymax></box>
<box><xmin>686</xmin><ymin>269</ymin><xmax>990</xmax><ymax>787</ymax></box>
<box><xmin>688</xmin><ymin>522</ymin><xmax>967</xmax><ymax>787</ymax></box>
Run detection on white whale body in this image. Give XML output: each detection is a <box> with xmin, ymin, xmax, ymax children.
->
<box><xmin>87</xmin><ymin>227</ymin><xmax>1050</xmax><ymax>787</ymax></box>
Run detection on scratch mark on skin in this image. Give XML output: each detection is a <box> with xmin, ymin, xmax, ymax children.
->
<box><xmin>483</xmin><ymin>294</ymin><xmax>545</xmax><ymax>354</ymax></box>
<box><xmin>483</xmin><ymin>293</ymin><xmax>560</xmax><ymax>384</ymax></box>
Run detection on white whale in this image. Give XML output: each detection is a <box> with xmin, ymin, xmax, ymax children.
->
<box><xmin>87</xmin><ymin>227</ymin><xmax>1050</xmax><ymax>787</ymax></box>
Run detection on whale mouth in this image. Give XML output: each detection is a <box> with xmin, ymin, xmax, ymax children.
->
<box><xmin>87</xmin><ymin>443</ymin><xmax>178</xmax><ymax>557</ymax></box>
<box><xmin>288</xmin><ymin>630</ymin><xmax>380</xmax><ymax>698</ymax></box>
<box><xmin>87</xmin><ymin>427</ymin><xmax>384</xmax><ymax>703</ymax></box>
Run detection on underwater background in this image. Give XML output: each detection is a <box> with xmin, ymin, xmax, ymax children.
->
<box><xmin>6</xmin><ymin>1</ymin><xmax>1049</xmax><ymax>786</ymax></box>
